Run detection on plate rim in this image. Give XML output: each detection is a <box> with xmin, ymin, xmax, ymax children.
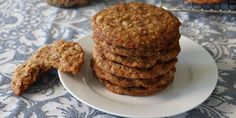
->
<box><xmin>58</xmin><ymin>34</ymin><xmax>218</xmax><ymax>117</ymax></box>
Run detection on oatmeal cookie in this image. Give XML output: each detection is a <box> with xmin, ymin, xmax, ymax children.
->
<box><xmin>92</xmin><ymin>62</ymin><xmax>176</xmax><ymax>88</ymax></box>
<box><xmin>92</xmin><ymin>2</ymin><xmax>181</xmax><ymax>49</ymax></box>
<box><xmin>98</xmin><ymin>76</ymin><xmax>174</xmax><ymax>96</ymax></box>
<box><xmin>47</xmin><ymin>0</ymin><xmax>90</xmax><ymax>7</ymax></box>
<box><xmin>11</xmin><ymin>40</ymin><xmax>84</xmax><ymax>96</ymax></box>
<box><xmin>93</xmin><ymin>27</ymin><xmax>181</xmax><ymax>52</ymax></box>
<box><xmin>96</xmin><ymin>44</ymin><xmax>180</xmax><ymax>68</ymax></box>
<box><xmin>11</xmin><ymin>46</ymin><xmax>51</xmax><ymax>96</ymax></box>
<box><xmin>95</xmin><ymin>37</ymin><xmax>179</xmax><ymax>57</ymax></box>
<box><xmin>92</xmin><ymin>50</ymin><xmax>177</xmax><ymax>79</ymax></box>
<box><xmin>185</xmin><ymin>0</ymin><xmax>224</xmax><ymax>4</ymax></box>
<box><xmin>49</xmin><ymin>40</ymin><xmax>84</xmax><ymax>74</ymax></box>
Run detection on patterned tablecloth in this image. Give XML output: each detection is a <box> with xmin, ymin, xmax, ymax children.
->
<box><xmin>0</xmin><ymin>0</ymin><xmax>236</xmax><ymax>117</ymax></box>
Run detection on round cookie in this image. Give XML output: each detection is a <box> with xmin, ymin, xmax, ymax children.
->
<box><xmin>47</xmin><ymin>0</ymin><xmax>90</xmax><ymax>8</ymax></box>
<box><xmin>92</xmin><ymin>50</ymin><xmax>177</xmax><ymax>79</ymax></box>
<box><xmin>92</xmin><ymin>2</ymin><xmax>181</xmax><ymax>49</ymax></box>
<box><xmin>94</xmin><ymin>40</ymin><xmax>180</xmax><ymax>57</ymax></box>
<box><xmin>98</xmin><ymin>49</ymin><xmax>158</xmax><ymax>68</ymax></box>
<box><xmin>184</xmin><ymin>0</ymin><xmax>224</xmax><ymax>4</ymax></box>
<box><xmin>93</xmin><ymin>30</ymin><xmax>180</xmax><ymax>56</ymax></box>
<box><xmin>98</xmin><ymin>76</ymin><xmax>174</xmax><ymax>96</ymax></box>
<box><xmin>91</xmin><ymin>61</ymin><xmax>176</xmax><ymax>88</ymax></box>
<box><xmin>96</xmin><ymin>44</ymin><xmax>180</xmax><ymax>68</ymax></box>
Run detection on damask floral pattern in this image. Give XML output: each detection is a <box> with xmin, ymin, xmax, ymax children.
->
<box><xmin>0</xmin><ymin>0</ymin><xmax>235</xmax><ymax>117</ymax></box>
<box><xmin>177</xmin><ymin>13</ymin><xmax>236</xmax><ymax>118</ymax></box>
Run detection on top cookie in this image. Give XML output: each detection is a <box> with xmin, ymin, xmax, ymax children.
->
<box><xmin>92</xmin><ymin>2</ymin><xmax>181</xmax><ymax>48</ymax></box>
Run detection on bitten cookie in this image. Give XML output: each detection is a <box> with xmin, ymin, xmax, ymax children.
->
<box><xmin>11</xmin><ymin>40</ymin><xmax>84</xmax><ymax>96</ymax></box>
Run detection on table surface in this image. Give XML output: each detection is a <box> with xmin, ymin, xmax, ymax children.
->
<box><xmin>0</xmin><ymin>0</ymin><xmax>236</xmax><ymax>118</ymax></box>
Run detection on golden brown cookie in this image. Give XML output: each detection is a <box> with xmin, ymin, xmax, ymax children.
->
<box><xmin>11</xmin><ymin>46</ymin><xmax>52</xmax><ymax>96</ymax></box>
<box><xmin>11</xmin><ymin>40</ymin><xmax>84</xmax><ymax>96</ymax></box>
<box><xmin>96</xmin><ymin>44</ymin><xmax>180</xmax><ymax>68</ymax></box>
<box><xmin>98</xmin><ymin>76</ymin><xmax>174</xmax><ymax>96</ymax></box>
<box><xmin>98</xmin><ymin>50</ymin><xmax>158</xmax><ymax>68</ymax></box>
<box><xmin>92</xmin><ymin>50</ymin><xmax>177</xmax><ymax>79</ymax></box>
<box><xmin>49</xmin><ymin>40</ymin><xmax>84</xmax><ymax>74</ymax></box>
<box><xmin>92</xmin><ymin>2</ymin><xmax>181</xmax><ymax>49</ymax></box>
<box><xmin>92</xmin><ymin>61</ymin><xmax>176</xmax><ymax>88</ymax></box>
<box><xmin>47</xmin><ymin>0</ymin><xmax>90</xmax><ymax>7</ymax></box>
<box><xmin>92</xmin><ymin>25</ymin><xmax>181</xmax><ymax>54</ymax></box>
<box><xmin>93</xmin><ymin>32</ymin><xmax>180</xmax><ymax>57</ymax></box>
<box><xmin>185</xmin><ymin>0</ymin><xmax>224</xmax><ymax>4</ymax></box>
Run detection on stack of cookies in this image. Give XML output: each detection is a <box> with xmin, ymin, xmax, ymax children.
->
<box><xmin>91</xmin><ymin>2</ymin><xmax>181</xmax><ymax>96</ymax></box>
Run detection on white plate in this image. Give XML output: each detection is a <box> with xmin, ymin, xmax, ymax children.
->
<box><xmin>58</xmin><ymin>35</ymin><xmax>218</xmax><ymax>118</ymax></box>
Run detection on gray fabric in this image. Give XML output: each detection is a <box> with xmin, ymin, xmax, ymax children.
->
<box><xmin>0</xmin><ymin>0</ymin><xmax>235</xmax><ymax>117</ymax></box>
